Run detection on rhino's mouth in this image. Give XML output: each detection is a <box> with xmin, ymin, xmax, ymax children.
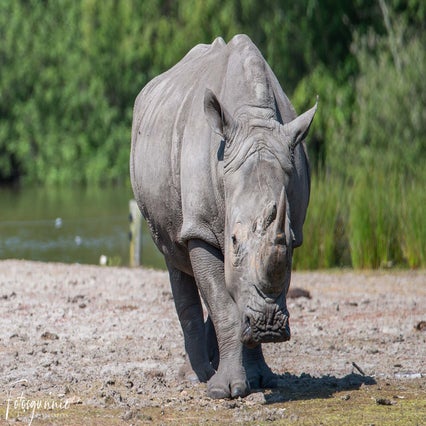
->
<box><xmin>240</xmin><ymin>294</ymin><xmax>290</xmax><ymax>348</ymax></box>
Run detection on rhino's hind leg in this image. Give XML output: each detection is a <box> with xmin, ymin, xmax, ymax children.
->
<box><xmin>243</xmin><ymin>345</ymin><xmax>278</xmax><ymax>390</ymax></box>
<box><xmin>167</xmin><ymin>263</ymin><xmax>215</xmax><ymax>383</ymax></box>
<box><xmin>177</xmin><ymin>316</ymin><xmax>219</xmax><ymax>383</ymax></box>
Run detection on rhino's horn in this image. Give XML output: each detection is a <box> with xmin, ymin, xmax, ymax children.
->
<box><xmin>273</xmin><ymin>187</ymin><xmax>286</xmax><ymax>244</ymax></box>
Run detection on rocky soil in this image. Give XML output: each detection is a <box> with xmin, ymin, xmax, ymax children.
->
<box><xmin>0</xmin><ymin>260</ymin><xmax>425</xmax><ymax>425</ymax></box>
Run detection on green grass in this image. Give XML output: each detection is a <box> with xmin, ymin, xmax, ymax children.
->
<box><xmin>293</xmin><ymin>168</ymin><xmax>425</xmax><ymax>270</ymax></box>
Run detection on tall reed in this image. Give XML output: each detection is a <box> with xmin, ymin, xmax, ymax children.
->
<box><xmin>400</xmin><ymin>176</ymin><xmax>426</xmax><ymax>268</ymax></box>
<box><xmin>293</xmin><ymin>176</ymin><xmax>349</xmax><ymax>269</ymax></box>
<box><xmin>293</xmin><ymin>168</ymin><xmax>424</xmax><ymax>270</ymax></box>
<box><xmin>348</xmin><ymin>169</ymin><xmax>402</xmax><ymax>269</ymax></box>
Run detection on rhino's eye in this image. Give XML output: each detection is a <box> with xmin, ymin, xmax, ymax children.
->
<box><xmin>231</xmin><ymin>234</ymin><xmax>238</xmax><ymax>248</ymax></box>
<box><xmin>231</xmin><ymin>234</ymin><xmax>242</xmax><ymax>256</ymax></box>
<box><xmin>231</xmin><ymin>234</ymin><xmax>244</xmax><ymax>266</ymax></box>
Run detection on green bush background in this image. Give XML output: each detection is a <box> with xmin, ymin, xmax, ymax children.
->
<box><xmin>1</xmin><ymin>0</ymin><xmax>424</xmax><ymax>268</ymax></box>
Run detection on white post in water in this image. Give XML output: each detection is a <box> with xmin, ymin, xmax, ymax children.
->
<box><xmin>129</xmin><ymin>199</ymin><xmax>142</xmax><ymax>267</ymax></box>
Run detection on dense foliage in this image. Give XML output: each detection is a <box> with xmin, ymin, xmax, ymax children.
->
<box><xmin>1</xmin><ymin>0</ymin><xmax>425</xmax><ymax>267</ymax></box>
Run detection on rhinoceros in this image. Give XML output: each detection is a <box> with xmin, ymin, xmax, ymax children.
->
<box><xmin>130</xmin><ymin>34</ymin><xmax>316</xmax><ymax>399</ymax></box>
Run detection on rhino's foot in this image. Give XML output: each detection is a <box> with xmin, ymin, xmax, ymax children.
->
<box><xmin>243</xmin><ymin>345</ymin><xmax>278</xmax><ymax>390</ymax></box>
<box><xmin>178</xmin><ymin>357</ymin><xmax>215</xmax><ymax>384</ymax></box>
<box><xmin>207</xmin><ymin>365</ymin><xmax>249</xmax><ymax>399</ymax></box>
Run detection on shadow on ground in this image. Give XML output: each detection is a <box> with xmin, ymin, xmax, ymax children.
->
<box><xmin>260</xmin><ymin>373</ymin><xmax>376</xmax><ymax>403</ymax></box>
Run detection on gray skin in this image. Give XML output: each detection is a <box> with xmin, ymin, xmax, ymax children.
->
<box><xmin>130</xmin><ymin>34</ymin><xmax>317</xmax><ymax>399</ymax></box>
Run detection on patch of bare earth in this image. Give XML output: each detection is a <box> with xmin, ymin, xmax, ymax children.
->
<box><xmin>0</xmin><ymin>260</ymin><xmax>425</xmax><ymax>425</ymax></box>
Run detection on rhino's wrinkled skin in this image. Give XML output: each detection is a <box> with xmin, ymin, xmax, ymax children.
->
<box><xmin>130</xmin><ymin>35</ymin><xmax>316</xmax><ymax>399</ymax></box>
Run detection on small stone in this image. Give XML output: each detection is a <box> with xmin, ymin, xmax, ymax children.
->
<box><xmin>245</xmin><ymin>391</ymin><xmax>266</xmax><ymax>405</ymax></box>
<box><xmin>122</xmin><ymin>410</ymin><xmax>133</xmax><ymax>421</ymax></box>
<box><xmin>415</xmin><ymin>321</ymin><xmax>426</xmax><ymax>331</ymax></box>
<box><xmin>1</xmin><ymin>292</ymin><xmax>16</xmax><ymax>300</ymax></box>
<box><xmin>41</xmin><ymin>331</ymin><xmax>59</xmax><ymax>340</ymax></box>
<box><xmin>225</xmin><ymin>401</ymin><xmax>238</xmax><ymax>409</ymax></box>
<box><xmin>394</xmin><ymin>372</ymin><xmax>422</xmax><ymax>379</ymax></box>
<box><xmin>66</xmin><ymin>395</ymin><xmax>82</xmax><ymax>405</ymax></box>
<box><xmin>287</xmin><ymin>287</ymin><xmax>311</xmax><ymax>299</ymax></box>
<box><xmin>375</xmin><ymin>397</ymin><xmax>395</xmax><ymax>406</ymax></box>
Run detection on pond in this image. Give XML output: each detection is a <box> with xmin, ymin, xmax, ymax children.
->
<box><xmin>0</xmin><ymin>186</ymin><xmax>165</xmax><ymax>269</ymax></box>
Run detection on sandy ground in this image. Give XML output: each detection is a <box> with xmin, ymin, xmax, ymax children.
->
<box><xmin>0</xmin><ymin>260</ymin><xmax>425</xmax><ymax>424</ymax></box>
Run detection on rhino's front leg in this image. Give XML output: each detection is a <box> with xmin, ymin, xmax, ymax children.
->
<box><xmin>188</xmin><ymin>239</ymin><xmax>249</xmax><ymax>399</ymax></box>
<box><xmin>167</xmin><ymin>263</ymin><xmax>215</xmax><ymax>382</ymax></box>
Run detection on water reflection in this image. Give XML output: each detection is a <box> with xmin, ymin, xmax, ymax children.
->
<box><xmin>0</xmin><ymin>186</ymin><xmax>165</xmax><ymax>269</ymax></box>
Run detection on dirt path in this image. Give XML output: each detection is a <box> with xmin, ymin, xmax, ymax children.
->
<box><xmin>1</xmin><ymin>260</ymin><xmax>425</xmax><ymax>425</ymax></box>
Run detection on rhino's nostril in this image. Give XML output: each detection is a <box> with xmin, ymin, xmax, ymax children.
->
<box><xmin>242</xmin><ymin>315</ymin><xmax>251</xmax><ymax>337</ymax></box>
<box><xmin>241</xmin><ymin>314</ymin><xmax>256</xmax><ymax>347</ymax></box>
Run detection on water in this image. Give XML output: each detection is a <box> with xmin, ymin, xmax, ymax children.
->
<box><xmin>0</xmin><ymin>186</ymin><xmax>165</xmax><ymax>269</ymax></box>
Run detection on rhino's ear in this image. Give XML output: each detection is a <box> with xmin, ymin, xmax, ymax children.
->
<box><xmin>204</xmin><ymin>89</ymin><xmax>235</xmax><ymax>140</ymax></box>
<box><xmin>282</xmin><ymin>99</ymin><xmax>318</xmax><ymax>149</ymax></box>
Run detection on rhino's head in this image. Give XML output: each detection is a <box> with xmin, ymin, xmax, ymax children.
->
<box><xmin>204</xmin><ymin>89</ymin><xmax>316</xmax><ymax>348</ymax></box>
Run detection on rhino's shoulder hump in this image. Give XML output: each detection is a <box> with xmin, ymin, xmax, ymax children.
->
<box><xmin>228</xmin><ymin>34</ymin><xmax>260</xmax><ymax>54</ymax></box>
